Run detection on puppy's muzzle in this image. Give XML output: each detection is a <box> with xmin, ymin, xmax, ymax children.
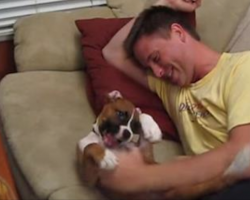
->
<box><xmin>116</xmin><ymin>109</ymin><xmax>136</xmax><ymax>144</ymax></box>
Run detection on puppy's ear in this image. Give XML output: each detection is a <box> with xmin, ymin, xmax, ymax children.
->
<box><xmin>133</xmin><ymin>107</ymin><xmax>142</xmax><ymax>122</ymax></box>
<box><xmin>136</xmin><ymin>107</ymin><xmax>142</xmax><ymax>114</ymax></box>
<box><xmin>107</xmin><ymin>90</ymin><xmax>123</xmax><ymax>102</ymax></box>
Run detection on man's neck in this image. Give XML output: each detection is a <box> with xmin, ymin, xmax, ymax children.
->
<box><xmin>193</xmin><ymin>42</ymin><xmax>221</xmax><ymax>82</ymax></box>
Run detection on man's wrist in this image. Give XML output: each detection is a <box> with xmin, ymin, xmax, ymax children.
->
<box><xmin>137</xmin><ymin>164</ymin><xmax>164</xmax><ymax>192</ymax></box>
<box><xmin>154</xmin><ymin>0</ymin><xmax>171</xmax><ymax>7</ymax></box>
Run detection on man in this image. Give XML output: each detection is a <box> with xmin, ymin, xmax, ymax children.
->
<box><xmin>100</xmin><ymin>0</ymin><xmax>250</xmax><ymax>199</ymax></box>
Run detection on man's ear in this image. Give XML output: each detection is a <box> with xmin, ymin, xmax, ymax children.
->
<box><xmin>170</xmin><ymin>23</ymin><xmax>186</xmax><ymax>42</ymax></box>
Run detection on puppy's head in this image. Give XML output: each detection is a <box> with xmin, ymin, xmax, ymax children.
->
<box><xmin>93</xmin><ymin>91</ymin><xmax>142</xmax><ymax>148</ymax></box>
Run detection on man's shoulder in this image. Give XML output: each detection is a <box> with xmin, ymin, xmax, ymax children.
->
<box><xmin>219</xmin><ymin>51</ymin><xmax>250</xmax><ymax>73</ymax></box>
<box><xmin>226</xmin><ymin>51</ymin><xmax>250</xmax><ymax>62</ymax></box>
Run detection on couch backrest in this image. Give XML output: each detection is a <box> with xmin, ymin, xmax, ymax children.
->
<box><xmin>14</xmin><ymin>7</ymin><xmax>115</xmax><ymax>72</ymax></box>
<box><xmin>196</xmin><ymin>0</ymin><xmax>250</xmax><ymax>52</ymax></box>
<box><xmin>107</xmin><ymin>0</ymin><xmax>148</xmax><ymax>17</ymax></box>
<box><xmin>13</xmin><ymin>0</ymin><xmax>250</xmax><ymax>72</ymax></box>
<box><xmin>226</xmin><ymin>3</ymin><xmax>250</xmax><ymax>52</ymax></box>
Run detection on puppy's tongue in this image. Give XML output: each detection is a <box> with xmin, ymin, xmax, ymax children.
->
<box><xmin>103</xmin><ymin>134</ymin><xmax>118</xmax><ymax>148</ymax></box>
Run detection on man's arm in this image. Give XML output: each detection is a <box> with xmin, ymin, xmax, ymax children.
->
<box><xmin>143</xmin><ymin>124</ymin><xmax>250</xmax><ymax>191</ymax></box>
<box><xmin>102</xmin><ymin>18</ymin><xmax>149</xmax><ymax>88</ymax></box>
<box><xmin>100</xmin><ymin>124</ymin><xmax>250</xmax><ymax>193</ymax></box>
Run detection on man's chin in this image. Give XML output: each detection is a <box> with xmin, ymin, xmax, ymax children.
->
<box><xmin>169</xmin><ymin>78</ymin><xmax>182</xmax><ymax>87</ymax></box>
<box><xmin>175</xmin><ymin>80</ymin><xmax>190</xmax><ymax>87</ymax></box>
<box><xmin>180</xmin><ymin>82</ymin><xmax>191</xmax><ymax>87</ymax></box>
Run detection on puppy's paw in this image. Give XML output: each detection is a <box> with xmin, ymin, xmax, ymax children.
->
<box><xmin>139</xmin><ymin>113</ymin><xmax>162</xmax><ymax>142</ymax></box>
<box><xmin>99</xmin><ymin>149</ymin><xmax>118</xmax><ymax>170</ymax></box>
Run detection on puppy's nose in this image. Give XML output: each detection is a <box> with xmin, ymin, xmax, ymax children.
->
<box><xmin>123</xmin><ymin>129</ymin><xmax>131</xmax><ymax>140</ymax></box>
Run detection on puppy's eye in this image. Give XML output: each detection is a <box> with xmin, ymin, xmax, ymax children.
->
<box><xmin>116</xmin><ymin>110</ymin><xmax>128</xmax><ymax>121</ymax></box>
<box><xmin>131</xmin><ymin>120</ymin><xmax>141</xmax><ymax>133</ymax></box>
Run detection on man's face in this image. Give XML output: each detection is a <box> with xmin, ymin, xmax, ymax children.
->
<box><xmin>133</xmin><ymin>28</ymin><xmax>195</xmax><ymax>87</ymax></box>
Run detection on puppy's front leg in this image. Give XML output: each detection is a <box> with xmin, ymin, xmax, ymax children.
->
<box><xmin>78</xmin><ymin>132</ymin><xmax>118</xmax><ymax>186</ymax></box>
<box><xmin>139</xmin><ymin>113</ymin><xmax>162</xmax><ymax>142</ymax></box>
<box><xmin>78</xmin><ymin>132</ymin><xmax>118</xmax><ymax>170</ymax></box>
<box><xmin>99</xmin><ymin>149</ymin><xmax>118</xmax><ymax>170</ymax></box>
<box><xmin>77</xmin><ymin>132</ymin><xmax>102</xmax><ymax>185</ymax></box>
<box><xmin>80</xmin><ymin>144</ymin><xmax>118</xmax><ymax>186</ymax></box>
<box><xmin>78</xmin><ymin>143</ymin><xmax>105</xmax><ymax>186</ymax></box>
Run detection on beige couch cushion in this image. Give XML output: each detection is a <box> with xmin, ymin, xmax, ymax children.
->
<box><xmin>14</xmin><ymin>7</ymin><xmax>115</xmax><ymax>72</ymax></box>
<box><xmin>0</xmin><ymin>71</ymin><xmax>95</xmax><ymax>199</ymax></box>
<box><xmin>196</xmin><ymin>0</ymin><xmax>250</xmax><ymax>52</ymax></box>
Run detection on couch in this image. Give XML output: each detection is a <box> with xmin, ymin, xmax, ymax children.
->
<box><xmin>1</xmin><ymin>0</ymin><xmax>250</xmax><ymax>199</ymax></box>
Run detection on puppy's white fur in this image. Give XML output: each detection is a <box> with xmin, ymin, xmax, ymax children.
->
<box><xmin>139</xmin><ymin>113</ymin><xmax>162</xmax><ymax>143</ymax></box>
<box><xmin>78</xmin><ymin>131</ymin><xmax>101</xmax><ymax>152</ymax></box>
<box><xmin>100</xmin><ymin>149</ymin><xmax>119</xmax><ymax>170</ymax></box>
<box><xmin>108</xmin><ymin>90</ymin><xmax>123</xmax><ymax>99</ymax></box>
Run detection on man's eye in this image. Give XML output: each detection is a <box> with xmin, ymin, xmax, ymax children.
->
<box><xmin>152</xmin><ymin>53</ymin><xmax>160</xmax><ymax>63</ymax></box>
<box><xmin>153</xmin><ymin>57</ymin><xmax>158</xmax><ymax>63</ymax></box>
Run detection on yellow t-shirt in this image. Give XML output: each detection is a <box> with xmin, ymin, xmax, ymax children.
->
<box><xmin>148</xmin><ymin>52</ymin><xmax>250</xmax><ymax>155</ymax></box>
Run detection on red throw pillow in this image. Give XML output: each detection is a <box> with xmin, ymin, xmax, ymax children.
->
<box><xmin>76</xmin><ymin>15</ymin><xmax>196</xmax><ymax>141</ymax></box>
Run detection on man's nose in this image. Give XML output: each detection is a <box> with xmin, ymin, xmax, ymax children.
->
<box><xmin>151</xmin><ymin>64</ymin><xmax>164</xmax><ymax>78</ymax></box>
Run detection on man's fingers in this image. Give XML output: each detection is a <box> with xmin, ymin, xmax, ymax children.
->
<box><xmin>175</xmin><ymin>0</ymin><xmax>201</xmax><ymax>12</ymax></box>
<box><xmin>154</xmin><ymin>0</ymin><xmax>201</xmax><ymax>12</ymax></box>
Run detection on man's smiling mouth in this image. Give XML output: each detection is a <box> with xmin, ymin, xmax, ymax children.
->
<box><xmin>166</xmin><ymin>65</ymin><xmax>173</xmax><ymax>80</ymax></box>
<box><xmin>167</xmin><ymin>67</ymin><xmax>173</xmax><ymax>78</ymax></box>
<box><xmin>166</xmin><ymin>65</ymin><xmax>178</xmax><ymax>85</ymax></box>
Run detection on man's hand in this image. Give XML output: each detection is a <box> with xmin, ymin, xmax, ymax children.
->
<box><xmin>155</xmin><ymin>0</ymin><xmax>202</xmax><ymax>12</ymax></box>
<box><xmin>99</xmin><ymin>147</ymin><xmax>149</xmax><ymax>193</ymax></box>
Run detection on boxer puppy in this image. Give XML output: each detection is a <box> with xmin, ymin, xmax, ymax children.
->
<box><xmin>77</xmin><ymin>90</ymin><xmax>162</xmax><ymax>187</ymax></box>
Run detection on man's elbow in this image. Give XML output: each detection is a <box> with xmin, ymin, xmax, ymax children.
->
<box><xmin>102</xmin><ymin>45</ymin><xmax>124</xmax><ymax>69</ymax></box>
<box><xmin>102</xmin><ymin>45</ymin><xmax>115</xmax><ymax>66</ymax></box>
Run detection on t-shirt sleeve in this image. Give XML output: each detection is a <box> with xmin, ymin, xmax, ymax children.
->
<box><xmin>147</xmin><ymin>72</ymin><xmax>164</xmax><ymax>93</ymax></box>
<box><xmin>226</xmin><ymin>59</ymin><xmax>250</xmax><ymax>132</ymax></box>
<box><xmin>147</xmin><ymin>72</ymin><xmax>174</xmax><ymax>113</ymax></box>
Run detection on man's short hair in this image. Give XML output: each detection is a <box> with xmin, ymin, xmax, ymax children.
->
<box><xmin>124</xmin><ymin>6</ymin><xmax>200</xmax><ymax>64</ymax></box>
